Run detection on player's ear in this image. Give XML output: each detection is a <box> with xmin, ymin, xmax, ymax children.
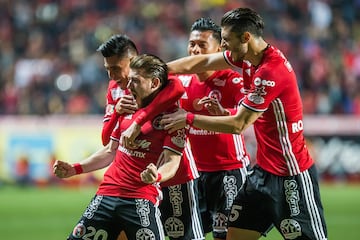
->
<box><xmin>241</xmin><ymin>32</ymin><xmax>251</xmax><ymax>43</ymax></box>
<box><xmin>151</xmin><ymin>77</ymin><xmax>160</xmax><ymax>90</ymax></box>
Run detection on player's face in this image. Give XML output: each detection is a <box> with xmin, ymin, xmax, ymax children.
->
<box><xmin>127</xmin><ymin>69</ymin><xmax>156</xmax><ymax>108</ymax></box>
<box><xmin>103</xmin><ymin>55</ymin><xmax>131</xmax><ymax>90</ymax></box>
<box><xmin>221</xmin><ymin>26</ymin><xmax>247</xmax><ymax>62</ymax></box>
<box><xmin>187</xmin><ymin>30</ymin><xmax>221</xmax><ymax>56</ymax></box>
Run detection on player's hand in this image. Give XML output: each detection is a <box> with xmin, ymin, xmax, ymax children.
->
<box><xmin>53</xmin><ymin>160</ymin><xmax>76</xmax><ymax>178</ymax></box>
<box><xmin>120</xmin><ymin>122</ymin><xmax>140</xmax><ymax>149</ymax></box>
<box><xmin>115</xmin><ymin>95</ymin><xmax>138</xmax><ymax>115</ymax></box>
<box><xmin>160</xmin><ymin>108</ymin><xmax>188</xmax><ymax>133</ymax></box>
<box><xmin>198</xmin><ymin>96</ymin><xmax>228</xmax><ymax>116</ymax></box>
<box><xmin>140</xmin><ymin>163</ymin><xmax>158</xmax><ymax>184</ymax></box>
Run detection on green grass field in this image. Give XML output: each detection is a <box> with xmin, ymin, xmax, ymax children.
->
<box><xmin>1</xmin><ymin>182</ymin><xmax>359</xmax><ymax>240</ymax></box>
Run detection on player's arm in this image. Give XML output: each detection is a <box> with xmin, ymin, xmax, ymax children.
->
<box><xmin>133</xmin><ymin>75</ymin><xmax>185</xmax><ymax>125</ymax></box>
<box><xmin>102</xmin><ymin>112</ymin><xmax>120</xmax><ymax>146</ymax></box>
<box><xmin>53</xmin><ymin>140</ymin><xmax>119</xmax><ymax>178</ymax></box>
<box><xmin>103</xmin><ymin>94</ymin><xmax>137</xmax><ymax>146</ymax></box>
<box><xmin>140</xmin><ymin>149</ymin><xmax>182</xmax><ymax>184</ymax></box>
<box><xmin>167</xmin><ymin>52</ymin><xmax>230</xmax><ymax>74</ymax></box>
<box><xmin>121</xmin><ymin>76</ymin><xmax>185</xmax><ymax>146</ymax></box>
<box><xmin>161</xmin><ymin>105</ymin><xmax>262</xmax><ymax>135</ymax></box>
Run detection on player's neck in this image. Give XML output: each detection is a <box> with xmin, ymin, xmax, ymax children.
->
<box><xmin>196</xmin><ymin>71</ymin><xmax>216</xmax><ymax>82</ymax></box>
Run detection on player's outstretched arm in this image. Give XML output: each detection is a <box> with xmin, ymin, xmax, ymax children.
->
<box><xmin>53</xmin><ymin>140</ymin><xmax>119</xmax><ymax>178</ymax></box>
<box><xmin>167</xmin><ymin>52</ymin><xmax>229</xmax><ymax>74</ymax></box>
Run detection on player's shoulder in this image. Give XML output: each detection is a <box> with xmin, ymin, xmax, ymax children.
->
<box><xmin>108</xmin><ymin>80</ymin><xmax>118</xmax><ymax>89</ymax></box>
<box><xmin>213</xmin><ymin>69</ymin><xmax>243</xmax><ymax>86</ymax></box>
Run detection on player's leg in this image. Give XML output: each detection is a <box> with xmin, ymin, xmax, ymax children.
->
<box><xmin>226</xmin><ymin>166</ymin><xmax>274</xmax><ymax>240</ymax></box>
<box><xmin>68</xmin><ymin>195</ymin><xmax>122</xmax><ymax>240</ymax></box>
<box><xmin>122</xmin><ymin>198</ymin><xmax>166</xmax><ymax>240</ymax></box>
<box><xmin>116</xmin><ymin>231</ymin><xmax>127</xmax><ymax>240</ymax></box>
<box><xmin>272</xmin><ymin>165</ymin><xmax>327</xmax><ymax>240</ymax></box>
<box><xmin>161</xmin><ymin>180</ymin><xmax>204</xmax><ymax>240</ymax></box>
<box><xmin>200</xmin><ymin>168</ymin><xmax>246</xmax><ymax>240</ymax></box>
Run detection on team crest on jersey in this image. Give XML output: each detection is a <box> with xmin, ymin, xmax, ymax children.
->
<box><xmin>152</xmin><ymin>115</ymin><xmax>164</xmax><ymax>130</ymax></box>
<box><xmin>72</xmin><ymin>222</ymin><xmax>86</xmax><ymax>238</ymax></box>
<box><xmin>208</xmin><ymin>90</ymin><xmax>222</xmax><ymax>102</ymax></box>
<box><xmin>248</xmin><ymin>93</ymin><xmax>264</xmax><ymax>104</ymax></box>
<box><xmin>165</xmin><ymin>217</ymin><xmax>185</xmax><ymax>238</ymax></box>
<box><xmin>136</xmin><ymin>228</ymin><xmax>156</xmax><ymax>240</ymax></box>
<box><xmin>171</xmin><ymin>129</ymin><xmax>186</xmax><ymax>148</ymax></box>
<box><xmin>280</xmin><ymin>219</ymin><xmax>302</xmax><ymax>239</ymax></box>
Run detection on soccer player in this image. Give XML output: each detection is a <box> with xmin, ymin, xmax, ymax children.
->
<box><xmin>98</xmin><ymin>34</ymin><xmax>203</xmax><ymax>240</ymax></box>
<box><xmin>53</xmin><ymin>54</ymin><xmax>186</xmax><ymax>240</ymax></box>
<box><xmin>161</xmin><ymin>8</ymin><xmax>328</xmax><ymax>240</ymax></box>
<box><xmin>97</xmin><ymin>34</ymin><xmax>185</xmax><ymax>146</ymax></box>
<box><xmin>171</xmin><ymin>17</ymin><xmax>250</xmax><ymax>240</ymax></box>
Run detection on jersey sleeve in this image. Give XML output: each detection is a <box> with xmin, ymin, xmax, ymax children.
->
<box><xmin>163</xmin><ymin>128</ymin><xmax>186</xmax><ymax>156</ymax></box>
<box><xmin>242</xmin><ymin>66</ymin><xmax>283</xmax><ymax>112</ymax></box>
<box><xmin>102</xmin><ymin>81</ymin><xmax>119</xmax><ymax>146</ymax></box>
<box><xmin>134</xmin><ymin>75</ymin><xmax>185</xmax><ymax>125</ymax></box>
<box><xmin>102</xmin><ymin>112</ymin><xmax>120</xmax><ymax>146</ymax></box>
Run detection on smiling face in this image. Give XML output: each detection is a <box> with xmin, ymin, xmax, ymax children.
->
<box><xmin>187</xmin><ymin>30</ymin><xmax>221</xmax><ymax>56</ymax></box>
<box><xmin>221</xmin><ymin>25</ymin><xmax>248</xmax><ymax>62</ymax></box>
<box><xmin>103</xmin><ymin>55</ymin><xmax>132</xmax><ymax>90</ymax></box>
<box><xmin>127</xmin><ymin>69</ymin><xmax>159</xmax><ymax>108</ymax></box>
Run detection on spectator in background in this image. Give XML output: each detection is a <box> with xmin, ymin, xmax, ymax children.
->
<box><xmin>1</xmin><ymin>0</ymin><xmax>360</xmax><ymax>115</ymax></box>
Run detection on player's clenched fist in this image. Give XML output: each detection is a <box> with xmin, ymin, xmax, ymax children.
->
<box><xmin>140</xmin><ymin>163</ymin><xmax>160</xmax><ymax>184</ymax></box>
<box><xmin>53</xmin><ymin>160</ymin><xmax>76</xmax><ymax>178</ymax></box>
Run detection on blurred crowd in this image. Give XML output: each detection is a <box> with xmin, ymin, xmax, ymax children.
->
<box><xmin>1</xmin><ymin>0</ymin><xmax>360</xmax><ymax>115</ymax></box>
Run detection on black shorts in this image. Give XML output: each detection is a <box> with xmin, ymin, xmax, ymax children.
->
<box><xmin>228</xmin><ymin>164</ymin><xmax>328</xmax><ymax>240</ymax></box>
<box><xmin>67</xmin><ymin>195</ymin><xmax>165</xmax><ymax>240</ymax></box>
<box><xmin>198</xmin><ymin>168</ymin><xmax>247</xmax><ymax>239</ymax></box>
<box><xmin>160</xmin><ymin>179</ymin><xmax>204</xmax><ymax>240</ymax></box>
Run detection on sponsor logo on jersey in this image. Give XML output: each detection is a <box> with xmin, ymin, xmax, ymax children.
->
<box><xmin>253</xmin><ymin>77</ymin><xmax>275</xmax><ymax>87</ymax></box>
<box><xmin>280</xmin><ymin>219</ymin><xmax>302</xmax><ymax>239</ymax></box>
<box><xmin>164</xmin><ymin>217</ymin><xmax>185</xmax><ymax>238</ymax></box>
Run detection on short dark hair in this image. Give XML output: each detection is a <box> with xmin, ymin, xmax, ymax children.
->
<box><xmin>221</xmin><ymin>8</ymin><xmax>264</xmax><ymax>37</ymax></box>
<box><xmin>97</xmin><ymin>34</ymin><xmax>138</xmax><ymax>58</ymax></box>
<box><xmin>130</xmin><ymin>54</ymin><xmax>168</xmax><ymax>89</ymax></box>
<box><xmin>190</xmin><ymin>17</ymin><xmax>221</xmax><ymax>43</ymax></box>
